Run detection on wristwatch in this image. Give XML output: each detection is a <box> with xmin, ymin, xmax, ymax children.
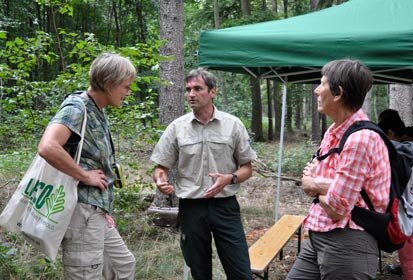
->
<box><xmin>231</xmin><ymin>173</ymin><xmax>238</xmax><ymax>184</ymax></box>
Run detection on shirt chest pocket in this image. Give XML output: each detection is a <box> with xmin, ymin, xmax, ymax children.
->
<box><xmin>322</xmin><ymin>153</ymin><xmax>340</xmax><ymax>177</ymax></box>
<box><xmin>178</xmin><ymin>137</ymin><xmax>202</xmax><ymax>156</ymax></box>
<box><xmin>207</xmin><ymin>135</ymin><xmax>234</xmax><ymax>151</ymax></box>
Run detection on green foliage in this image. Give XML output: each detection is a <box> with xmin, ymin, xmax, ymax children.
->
<box><xmin>0</xmin><ymin>232</ymin><xmax>62</xmax><ymax>279</ymax></box>
<box><xmin>0</xmin><ymin>241</ymin><xmax>20</xmax><ymax>276</ymax></box>
<box><xmin>254</xmin><ymin>139</ymin><xmax>317</xmax><ymax>177</ymax></box>
<box><xmin>112</xmin><ymin>181</ymin><xmax>154</xmax><ymax>233</ymax></box>
<box><xmin>370</xmin><ymin>85</ymin><xmax>389</xmax><ymax>123</ymax></box>
<box><xmin>0</xmin><ymin>149</ymin><xmax>35</xmax><ymax>178</ymax></box>
<box><xmin>0</xmin><ymin>28</ymin><xmax>162</xmax><ymax>149</ymax></box>
<box><xmin>282</xmin><ymin>140</ymin><xmax>317</xmax><ymax>176</ymax></box>
<box><xmin>213</xmin><ymin>72</ymin><xmax>252</xmax><ymax>122</ymax></box>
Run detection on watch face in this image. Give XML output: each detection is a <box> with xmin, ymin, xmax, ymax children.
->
<box><xmin>232</xmin><ymin>173</ymin><xmax>238</xmax><ymax>184</ymax></box>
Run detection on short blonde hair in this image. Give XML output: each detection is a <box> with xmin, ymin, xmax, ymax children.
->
<box><xmin>89</xmin><ymin>53</ymin><xmax>136</xmax><ymax>92</ymax></box>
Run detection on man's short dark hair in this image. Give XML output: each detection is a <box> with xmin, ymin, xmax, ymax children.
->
<box><xmin>185</xmin><ymin>68</ymin><xmax>217</xmax><ymax>90</ymax></box>
<box><xmin>321</xmin><ymin>59</ymin><xmax>373</xmax><ymax>111</ymax></box>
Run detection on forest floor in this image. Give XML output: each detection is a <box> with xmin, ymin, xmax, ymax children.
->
<box><xmin>0</xmin><ymin>134</ymin><xmax>403</xmax><ymax>279</ymax></box>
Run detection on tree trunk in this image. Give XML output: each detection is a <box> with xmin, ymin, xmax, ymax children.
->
<box><xmin>302</xmin><ymin>91</ymin><xmax>309</xmax><ymax>130</ymax></box>
<box><xmin>136</xmin><ymin>0</ymin><xmax>146</xmax><ymax>43</ymax></box>
<box><xmin>274</xmin><ymin>83</ymin><xmax>282</xmax><ymax>135</ymax></box>
<box><xmin>295</xmin><ymin>93</ymin><xmax>303</xmax><ymax>129</ymax></box>
<box><xmin>159</xmin><ymin>0</ymin><xmax>184</xmax><ymax>126</ymax></box>
<box><xmin>311</xmin><ymin>85</ymin><xmax>321</xmax><ymax>143</ymax></box>
<box><xmin>389</xmin><ymin>84</ymin><xmax>413</xmax><ymax>126</ymax></box>
<box><xmin>213</xmin><ymin>0</ymin><xmax>220</xmax><ymax>29</ymax></box>
<box><xmin>250</xmin><ymin>76</ymin><xmax>264</xmax><ymax>141</ymax></box>
<box><xmin>240</xmin><ymin>0</ymin><xmax>251</xmax><ymax>16</ymax></box>
<box><xmin>310</xmin><ymin>2</ymin><xmax>320</xmax><ymax>142</ymax></box>
<box><xmin>267</xmin><ymin>79</ymin><xmax>274</xmax><ymax>140</ymax></box>
<box><xmin>213</xmin><ymin>0</ymin><xmax>228</xmax><ymax>111</ymax></box>
<box><xmin>156</xmin><ymin>0</ymin><xmax>185</xmax><ymax>210</ymax></box>
<box><xmin>240</xmin><ymin>0</ymin><xmax>263</xmax><ymax>141</ymax></box>
<box><xmin>261</xmin><ymin>0</ymin><xmax>267</xmax><ymax>11</ymax></box>
<box><xmin>283</xmin><ymin>0</ymin><xmax>288</xmax><ymax>17</ymax></box>
<box><xmin>321</xmin><ymin>114</ymin><xmax>327</xmax><ymax>138</ymax></box>
<box><xmin>362</xmin><ymin>89</ymin><xmax>372</xmax><ymax>119</ymax></box>
<box><xmin>286</xmin><ymin>93</ymin><xmax>293</xmax><ymax>131</ymax></box>
<box><xmin>220</xmin><ymin>73</ymin><xmax>228</xmax><ymax>111</ymax></box>
<box><xmin>310</xmin><ymin>0</ymin><xmax>318</xmax><ymax>10</ymax></box>
<box><xmin>271</xmin><ymin>0</ymin><xmax>278</xmax><ymax>16</ymax></box>
<box><xmin>112</xmin><ymin>0</ymin><xmax>121</xmax><ymax>47</ymax></box>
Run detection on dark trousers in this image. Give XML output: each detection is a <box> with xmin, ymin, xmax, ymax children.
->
<box><xmin>179</xmin><ymin>196</ymin><xmax>252</xmax><ymax>280</ymax></box>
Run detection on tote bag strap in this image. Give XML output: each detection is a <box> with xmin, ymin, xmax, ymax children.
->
<box><xmin>73</xmin><ymin>100</ymin><xmax>87</xmax><ymax>164</ymax></box>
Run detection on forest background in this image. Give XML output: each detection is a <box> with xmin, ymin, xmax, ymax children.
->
<box><xmin>0</xmin><ymin>0</ymin><xmax>412</xmax><ymax>279</ymax></box>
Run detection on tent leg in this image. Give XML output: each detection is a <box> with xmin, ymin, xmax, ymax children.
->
<box><xmin>183</xmin><ymin>262</ymin><xmax>190</xmax><ymax>280</ymax></box>
<box><xmin>275</xmin><ymin>81</ymin><xmax>288</xmax><ymax>221</ymax></box>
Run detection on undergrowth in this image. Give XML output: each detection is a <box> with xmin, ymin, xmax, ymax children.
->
<box><xmin>0</xmin><ymin>132</ymin><xmax>313</xmax><ymax>279</ymax></box>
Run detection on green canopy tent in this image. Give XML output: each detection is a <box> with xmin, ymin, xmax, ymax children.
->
<box><xmin>198</xmin><ymin>0</ymin><xmax>413</xmax><ymax>221</ymax></box>
<box><xmin>199</xmin><ymin>0</ymin><xmax>413</xmax><ymax>84</ymax></box>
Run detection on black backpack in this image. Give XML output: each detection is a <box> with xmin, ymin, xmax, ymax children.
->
<box><xmin>315</xmin><ymin>120</ymin><xmax>413</xmax><ymax>253</ymax></box>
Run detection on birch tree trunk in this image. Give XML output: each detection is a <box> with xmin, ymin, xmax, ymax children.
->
<box><xmin>389</xmin><ymin>84</ymin><xmax>413</xmax><ymax>126</ymax></box>
<box><xmin>362</xmin><ymin>89</ymin><xmax>372</xmax><ymax>119</ymax></box>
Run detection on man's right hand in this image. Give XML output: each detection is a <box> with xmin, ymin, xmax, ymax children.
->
<box><xmin>155</xmin><ymin>180</ymin><xmax>175</xmax><ymax>195</ymax></box>
<box><xmin>154</xmin><ymin>168</ymin><xmax>174</xmax><ymax>195</ymax></box>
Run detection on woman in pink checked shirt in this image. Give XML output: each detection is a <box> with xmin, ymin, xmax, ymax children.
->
<box><xmin>286</xmin><ymin>59</ymin><xmax>391</xmax><ymax>280</ymax></box>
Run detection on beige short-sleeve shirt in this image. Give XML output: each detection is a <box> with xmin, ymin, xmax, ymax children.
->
<box><xmin>150</xmin><ymin>107</ymin><xmax>257</xmax><ymax>199</ymax></box>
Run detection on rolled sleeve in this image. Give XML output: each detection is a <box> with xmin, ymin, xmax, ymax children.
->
<box><xmin>233</xmin><ymin>122</ymin><xmax>257</xmax><ymax>165</ymax></box>
<box><xmin>49</xmin><ymin>97</ymin><xmax>85</xmax><ymax>137</ymax></box>
<box><xmin>150</xmin><ymin>124</ymin><xmax>179</xmax><ymax>169</ymax></box>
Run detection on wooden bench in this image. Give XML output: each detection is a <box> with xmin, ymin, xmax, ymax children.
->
<box><xmin>249</xmin><ymin>214</ymin><xmax>306</xmax><ymax>280</ymax></box>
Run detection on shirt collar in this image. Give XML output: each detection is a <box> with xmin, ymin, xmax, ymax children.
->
<box><xmin>189</xmin><ymin>105</ymin><xmax>222</xmax><ymax>123</ymax></box>
<box><xmin>329</xmin><ymin>109</ymin><xmax>368</xmax><ymax>140</ymax></box>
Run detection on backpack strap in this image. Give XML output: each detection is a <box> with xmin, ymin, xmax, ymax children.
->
<box><xmin>316</xmin><ymin>120</ymin><xmax>399</xmax><ymax>211</ymax></box>
<box><xmin>315</xmin><ymin>147</ymin><xmax>340</xmax><ymax>161</ymax></box>
<box><xmin>315</xmin><ymin>121</ymin><xmax>379</xmax><ymax>160</ymax></box>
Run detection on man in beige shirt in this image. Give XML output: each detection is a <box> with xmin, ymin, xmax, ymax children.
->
<box><xmin>151</xmin><ymin>68</ymin><xmax>256</xmax><ymax>280</ymax></box>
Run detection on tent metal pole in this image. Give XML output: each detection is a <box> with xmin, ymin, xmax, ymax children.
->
<box><xmin>275</xmin><ymin>81</ymin><xmax>287</xmax><ymax>221</ymax></box>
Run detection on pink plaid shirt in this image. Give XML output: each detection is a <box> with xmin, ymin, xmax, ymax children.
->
<box><xmin>303</xmin><ymin>109</ymin><xmax>391</xmax><ymax>232</ymax></box>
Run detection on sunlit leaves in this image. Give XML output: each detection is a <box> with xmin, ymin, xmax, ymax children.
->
<box><xmin>0</xmin><ymin>31</ymin><xmax>7</xmax><ymax>40</ymax></box>
<box><xmin>1</xmin><ymin>29</ymin><xmax>162</xmax><ymax>149</ymax></box>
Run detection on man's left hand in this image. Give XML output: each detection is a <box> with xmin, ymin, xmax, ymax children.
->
<box><xmin>204</xmin><ymin>173</ymin><xmax>231</xmax><ymax>198</ymax></box>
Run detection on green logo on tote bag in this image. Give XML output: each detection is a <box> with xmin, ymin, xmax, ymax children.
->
<box><xmin>23</xmin><ymin>178</ymin><xmax>66</xmax><ymax>224</ymax></box>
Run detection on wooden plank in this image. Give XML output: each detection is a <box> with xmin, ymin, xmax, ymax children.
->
<box><xmin>249</xmin><ymin>214</ymin><xmax>306</xmax><ymax>273</ymax></box>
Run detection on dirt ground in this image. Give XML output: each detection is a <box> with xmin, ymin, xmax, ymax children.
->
<box><xmin>240</xmin><ymin>169</ymin><xmax>402</xmax><ymax>280</ymax></box>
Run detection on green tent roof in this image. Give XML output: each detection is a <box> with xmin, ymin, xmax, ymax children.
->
<box><xmin>199</xmin><ymin>0</ymin><xmax>413</xmax><ymax>84</ymax></box>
